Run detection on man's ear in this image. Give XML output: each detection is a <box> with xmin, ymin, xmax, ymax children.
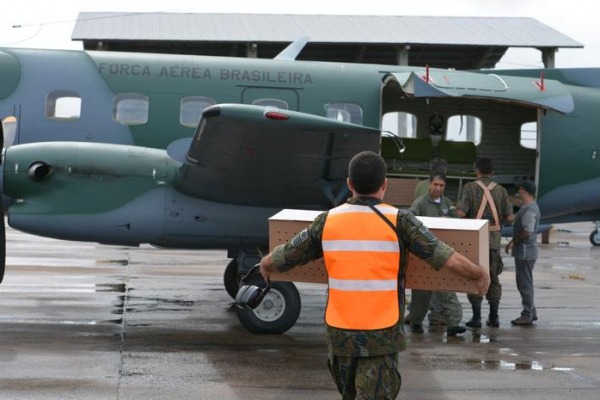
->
<box><xmin>381</xmin><ymin>178</ymin><xmax>388</xmax><ymax>192</ymax></box>
<box><xmin>346</xmin><ymin>178</ymin><xmax>354</xmax><ymax>192</ymax></box>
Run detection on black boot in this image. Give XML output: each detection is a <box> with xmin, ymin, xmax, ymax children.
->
<box><xmin>465</xmin><ymin>302</ymin><xmax>482</xmax><ymax>328</ymax></box>
<box><xmin>486</xmin><ymin>302</ymin><xmax>500</xmax><ymax>328</ymax></box>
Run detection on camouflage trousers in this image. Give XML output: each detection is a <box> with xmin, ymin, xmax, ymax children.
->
<box><xmin>327</xmin><ymin>352</ymin><xmax>401</xmax><ymax>400</ymax></box>
<box><xmin>468</xmin><ymin>248</ymin><xmax>503</xmax><ymax>305</ymax></box>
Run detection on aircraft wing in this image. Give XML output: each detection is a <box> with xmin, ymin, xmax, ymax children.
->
<box><xmin>386</xmin><ymin>69</ymin><xmax>574</xmax><ymax>114</ymax></box>
<box><xmin>168</xmin><ymin>104</ymin><xmax>381</xmax><ymax>209</ymax></box>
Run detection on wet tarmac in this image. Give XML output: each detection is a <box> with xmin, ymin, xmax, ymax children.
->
<box><xmin>0</xmin><ymin>221</ymin><xmax>598</xmax><ymax>399</ymax></box>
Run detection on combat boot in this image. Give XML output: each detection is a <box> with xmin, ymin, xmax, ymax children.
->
<box><xmin>465</xmin><ymin>303</ymin><xmax>482</xmax><ymax>328</ymax></box>
<box><xmin>486</xmin><ymin>302</ymin><xmax>500</xmax><ymax>328</ymax></box>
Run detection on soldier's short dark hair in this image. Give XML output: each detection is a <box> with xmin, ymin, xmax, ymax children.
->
<box><xmin>348</xmin><ymin>151</ymin><xmax>386</xmax><ymax>195</ymax></box>
<box><xmin>476</xmin><ymin>157</ymin><xmax>493</xmax><ymax>175</ymax></box>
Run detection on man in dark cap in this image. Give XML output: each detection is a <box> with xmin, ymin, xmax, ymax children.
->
<box><xmin>506</xmin><ymin>180</ymin><xmax>541</xmax><ymax>325</ymax></box>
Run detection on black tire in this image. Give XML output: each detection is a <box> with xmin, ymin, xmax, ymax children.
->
<box><xmin>590</xmin><ymin>230</ymin><xmax>600</xmax><ymax>246</ymax></box>
<box><xmin>224</xmin><ymin>259</ymin><xmax>240</xmax><ymax>299</ymax></box>
<box><xmin>236</xmin><ymin>281</ymin><xmax>301</xmax><ymax>334</ymax></box>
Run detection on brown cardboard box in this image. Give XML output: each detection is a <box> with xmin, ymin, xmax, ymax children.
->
<box><xmin>269</xmin><ymin>209</ymin><xmax>489</xmax><ymax>294</ymax></box>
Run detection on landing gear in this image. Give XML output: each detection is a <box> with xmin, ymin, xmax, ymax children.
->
<box><xmin>236</xmin><ymin>281</ymin><xmax>301</xmax><ymax>334</ymax></box>
<box><xmin>224</xmin><ymin>248</ymin><xmax>303</xmax><ymax>333</ymax></box>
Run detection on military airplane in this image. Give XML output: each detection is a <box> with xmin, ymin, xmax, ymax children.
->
<box><xmin>0</xmin><ymin>41</ymin><xmax>598</xmax><ymax>333</ymax></box>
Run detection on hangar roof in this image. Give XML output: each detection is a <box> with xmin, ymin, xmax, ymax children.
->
<box><xmin>72</xmin><ymin>12</ymin><xmax>583</xmax><ymax>69</ymax></box>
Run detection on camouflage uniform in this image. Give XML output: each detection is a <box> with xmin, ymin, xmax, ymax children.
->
<box><xmin>271</xmin><ymin>197</ymin><xmax>454</xmax><ymax>399</ymax></box>
<box><xmin>409</xmin><ymin>194</ymin><xmax>463</xmax><ymax>331</ymax></box>
<box><xmin>457</xmin><ymin>177</ymin><xmax>513</xmax><ymax>315</ymax></box>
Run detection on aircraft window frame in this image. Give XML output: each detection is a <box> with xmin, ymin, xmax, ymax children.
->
<box><xmin>45</xmin><ymin>90</ymin><xmax>82</xmax><ymax>121</ymax></box>
<box><xmin>324</xmin><ymin>103</ymin><xmax>363</xmax><ymax>125</ymax></box>
<box><xmin>113</xmin><ymin>93</ymin><xmax>149</xmax><ymax>125</ymax></box>
<box><xmin>251</xmin><ymin>98</ymin><xmax>289</xmax><ymax>109</ymax></box>
<box><xmin>520</xmin><ymin>122</ymin><xmax>537</xmax><ymax>149</ymax></box>
<box><xmin>180</xmin><ymin>96</ymin><xmax>217</xmax><ymax>128</ymax></box>
<box><xmin>446</xmin><ymin>114</ymin><xmax>482</xmax><ymax>145</ymax></box>
<box><xmin>382</xmin><ymin>111</ymin><xmax>417</xmax><ymax>137</ymax></box>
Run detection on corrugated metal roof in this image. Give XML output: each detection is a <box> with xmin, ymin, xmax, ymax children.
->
<box><xmin>72</xmin><ymin>12</ymin><xmax>582</xmax><ymax>48</ymax></box>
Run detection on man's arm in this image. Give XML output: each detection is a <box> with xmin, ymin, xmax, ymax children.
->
<box><xmin>259</xmin><ymin>212</ymin><xmax>326</xmax><ymax>280</ymax></box>
<box><xmin>442</xmin><ymin>252</ymin><xmax>491</xmax><ymax>296</ymax></box>
<box><xmin>513</xmin><ymin>209</ymin><xmax>536</xmax><ymax>244</ymax></box>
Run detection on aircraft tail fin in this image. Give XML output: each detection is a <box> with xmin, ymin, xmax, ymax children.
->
<box><xmin>274</xmin><ymin>36</ymin><xmax>310</xmax><ymax>61</ymax></box>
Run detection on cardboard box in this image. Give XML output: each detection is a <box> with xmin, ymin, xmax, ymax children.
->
<box><xmin>269</xmin><ymin>209</ymin><xmax>489</xmax><ymax>294</ymax></box>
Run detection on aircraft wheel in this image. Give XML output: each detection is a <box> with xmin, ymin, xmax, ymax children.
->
<box><xmin>236</xmin><ymin>281</ymin><xmax>301</xmax><ymax>334</ymax></box>
<box><xmin>224</xmin><ymin>259</ymin><xmax>240</xmax><ymax>299</ymax></box>
<box><xmin>590</xmin><ymin>230</ymin><xmax>600</xmax><ymax>246</ymax></box>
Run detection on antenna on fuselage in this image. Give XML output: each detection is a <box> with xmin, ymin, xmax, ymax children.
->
<box><xmin>274</xmin><ymin>36</ymin><xmax>310</xmax><ymax>61</ymax></box>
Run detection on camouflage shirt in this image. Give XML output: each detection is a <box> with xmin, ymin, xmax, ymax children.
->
<box><xmin>457</xmin><ymin>177</ymin><xmax>513</xmax><ymax>249</ymax></box>
<box><xmin>271</xmin><ymin>197</ymin><xmax>455</xmax><ymax>357</ymax></box>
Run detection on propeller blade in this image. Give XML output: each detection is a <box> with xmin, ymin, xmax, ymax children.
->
<box><xmin>1</xmin><ymin>116</ymin><xmax>16</xmax><ymax>149</ymax></box>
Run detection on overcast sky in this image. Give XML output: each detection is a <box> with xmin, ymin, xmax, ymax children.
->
<box><xmin>1</xmin><ymin>0</ymin><xmax>598</xmax><ymax>69</ymax></box>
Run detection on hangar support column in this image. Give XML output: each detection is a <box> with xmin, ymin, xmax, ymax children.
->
<box><xmin>540</xmin><ymin>47</ymin><xmax>557</xmax><ymax>68</ymax></box>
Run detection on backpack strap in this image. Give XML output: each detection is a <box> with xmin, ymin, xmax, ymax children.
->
<box><xmin>475</xmin><ymin>180</ymin><xmax>501</xmax><ymax>231</ymax></box>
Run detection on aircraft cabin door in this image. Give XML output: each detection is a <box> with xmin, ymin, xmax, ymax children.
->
<box><xmin>241</xmin><ymin>87</ymin><xmax>300</xmax><ymax>111</ymax></box>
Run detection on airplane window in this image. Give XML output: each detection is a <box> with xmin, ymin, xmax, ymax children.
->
<box><xmin>382</xmin><ymin>111</ymin><xmax>417</xmax><ymax>137</ymax></box>
<box><xmin>252</xmin><ymin>98</ymin><xmax>289</xmax><ymax>109</ymax></box>
<box><xmin>325</xmin><ymin>103</ymin><xmax>363</xmax><ymax>125</ymax></box>
<box><xmin>520</xmin><ymin>122</ymin><xmax>537</xmax><ymax>149</ymax></box>
<box><xmin>180</xmin><ymin>96</ymin><xmax>217</xmax><ymax>127</ymax></box>
<box><xmin>113</xmin><ymin>93</ymin><xmax>149</xmax><ymax>125</ymax></box>
<box><xmin>446</xmin><ymin>115</ymin><xmax>482</xmax><ymax>145</ymax></box>
<box><xmin>45</xmin><ymin>90</ymin><xmax>81</xmax><ymax>120</ymax></box>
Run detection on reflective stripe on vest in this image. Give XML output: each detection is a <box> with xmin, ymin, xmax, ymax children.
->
<box><xmin>322</xmin><ymin>203</ymin><xmax>401</xmax><ymax>330</ymax></box>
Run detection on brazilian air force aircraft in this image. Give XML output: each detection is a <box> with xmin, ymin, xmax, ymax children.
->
<box><xmin>0</xmin><ymin>40</ymin><xmax>598</xmax><ymax>333</ymax></box>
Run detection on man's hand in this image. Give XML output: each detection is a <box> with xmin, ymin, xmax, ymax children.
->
<box><xmin>441</xmin><ymin>252</ymin><xmax>490</xmax><ymax>296</ymax></box>
<box><xmin>260</xmin><ymin>254</ymin><xmax>275</xmax><ymax>281</ymax></box>
<box><xmin>505</xmin><ymin>239</ymin><xmax>514</xmax><ymax>255</ymax></box>
<box><xmin>475</xmin><ymin>266</ymin><xmax>491</xmax><ymax>297</ymax></box>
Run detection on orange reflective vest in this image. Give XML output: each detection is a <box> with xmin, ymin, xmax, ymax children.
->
<box><xmin>322</xmin><ymin>203</ymin><xmax>401</xmax><ymax>330</ymax></box>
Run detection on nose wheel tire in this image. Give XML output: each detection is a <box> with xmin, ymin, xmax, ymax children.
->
<box><xmin>236</xmin><ymin>281</ymin><xmax>301</xmax><ymax>334</ymax></box>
